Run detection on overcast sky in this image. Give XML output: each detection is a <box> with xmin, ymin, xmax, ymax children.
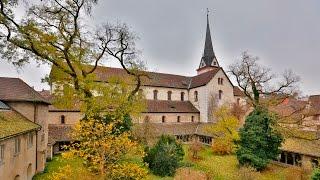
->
<box><xmin>1</xmin><ymin>0</ymin><xmax>319</xmax><ymax>95</ymax></box>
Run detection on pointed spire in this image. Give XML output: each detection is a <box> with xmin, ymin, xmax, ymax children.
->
<box><xmin>199</xmin><ymin>8</ymin><xmax>219</xmax><ymax>69</ymax></box>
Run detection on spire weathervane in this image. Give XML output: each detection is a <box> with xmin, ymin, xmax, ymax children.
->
<box><xmin>198</xmin><ymin>8</ymin><xmax>219</xmax><ymax>71</ymax></box>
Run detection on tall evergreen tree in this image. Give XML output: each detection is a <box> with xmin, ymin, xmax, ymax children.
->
<box><xmin>236</xmin><ymin>108</ymin><xmax>283</xmax><ymax>170</ymax></box>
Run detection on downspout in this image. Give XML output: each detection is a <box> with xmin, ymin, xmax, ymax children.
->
<box><xmin>34</xmin><ymin>104</ymin><xmax>38</xmax><ymax>171</ymax></box>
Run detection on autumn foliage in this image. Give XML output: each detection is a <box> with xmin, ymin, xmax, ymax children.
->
<box><xmin>70</xmin><ymin>118</ymin><xmax>147</xmax><ymax>179</ymax></box>
<box><xmin>207</xmin><ymin>105</ymin><xmax>240</xmax><ymax>155</ymax></box>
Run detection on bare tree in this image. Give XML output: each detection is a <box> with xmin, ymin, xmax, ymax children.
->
<box><xmin>229</xmin><ymin>51</ymin><xmax>300</xmax><ymax>108</ymax></box>
<box><xmin>0</xmin><ymin>0</ymin><xmax>146</xmax><ymax>100</ymax></box>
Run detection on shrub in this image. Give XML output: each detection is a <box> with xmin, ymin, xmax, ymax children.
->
<box><xmin>312</xmin><ymin>168</ymin><xmax>320</xmax><ymax>180</ymax></box>
<box><xmin>143</xmin><ymin>135</ymin><xmax>184</xmax><ymax>177</ymax></box>
<box><xmin>206</xmin><ymin>105</ymin><xmax>239</xmax><ymax>155</ymax></box>
<box><xmin>108</xmin><ymin>163</ymin><xmax>148</xmax><ymax>180</ymax></box>
<box><xmin>189</xmin><ymin>140</ymin><xmax>203</xmax><ymax>159</ymax></box>
<box><xmin>236</xmin><ymin>108</ymin><xmax>283</xmax><ymax>170</ymax></box>
<box><xmin>212</xmin><ymin>139</ymin><xmax>234</xmax><ymax>155</ymax></box>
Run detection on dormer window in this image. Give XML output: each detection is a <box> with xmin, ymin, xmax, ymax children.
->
<box><xmin>167</xmin><ymin>91</ymin><xmax>172</xmax><ymax>101</ymax></box>
<box><xmin>181</xmin><ymin>92</ymin><xmax>185</xmax><ymax>101</ymax></box>
<box><xmin>60</xmin><ymin>115</ymin><xmax>65</xmax><ymax>124</ymax></box>
<box><xmin>194</xmin><ymin>91</ymin><xmax>198</xmax><ymax>102</ymax></box>
<box><xmin>153</xmin><ymin>90</ymin><xmax>158</xmax><ymax>100</ymax></box>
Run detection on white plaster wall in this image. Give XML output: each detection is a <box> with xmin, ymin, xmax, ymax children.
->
<box><xmin>141</xmin><ymin>86</ymin><xmax>189</xmax><ymax>101</ymax></box>
<box><xmin>190</xmin><ymin>69</ymin><xmax>235</xmax><ymax>123</ymax></box>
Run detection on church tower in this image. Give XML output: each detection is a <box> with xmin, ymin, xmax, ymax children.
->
<box><xmin>197</xmin><ymin>10</ymin><xmax>219</xmax><ymax>75</ymax></box>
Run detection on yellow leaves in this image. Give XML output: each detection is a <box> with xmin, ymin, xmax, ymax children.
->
<box><xmin>68</xmin><ymin>118</ymin><xmax>146</xmax><ymax>179</ymax></box>
<box><xmin>108</xmin><ymin>162</ymin><xmax>148</xmax><ymax>180</ymax></box>
<box><xmin>207</xmin><ymin>105</ymin><xmax>240</xmax><ymax>154</ymax></box>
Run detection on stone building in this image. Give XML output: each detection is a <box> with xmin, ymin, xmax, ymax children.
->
<box><xmin>0</xmin><ymin>77</ymin><xmax>50</xmax><ymax>180</ymax></box>
<box><xmin>43</xmin><ymin>15</ymin><xmax>246</xmax><ymax>156</ymax></box>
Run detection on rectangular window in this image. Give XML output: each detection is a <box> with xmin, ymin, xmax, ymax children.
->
<box><xmin>28</xmin><ymin>133</ymin><xmax>33</xmax><ymax>148</ymax></box>
<box><xmin>14</xmin><ymin>138</ymin><xmax>21</xmax><ymax>155</ymax></box>
<box><xmin>0</xmin><ymin>145</ymin><xmax>4</xmax><ymax>164</ymax></box>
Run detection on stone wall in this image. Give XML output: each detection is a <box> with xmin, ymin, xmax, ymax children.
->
<box><xmin>0</xmin><ymin>132</ymin><xmax>37</xmax><ymax>180</ymax></box>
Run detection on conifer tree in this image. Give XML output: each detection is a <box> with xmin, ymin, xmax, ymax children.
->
<box><xmin>236</xmin><ymin>108</ymin><xmax>283</xmax><ymax>170</ymax></box>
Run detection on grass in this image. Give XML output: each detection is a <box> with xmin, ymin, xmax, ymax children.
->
<box><xmin>33</xmin><ymin>155</ymin><xmax>96</xmax><ymax>180</ymax></box>
<box><xmin>34</xmin><ymin>145</ymin><xmax>308</xmax><ymax>180</ymax></box>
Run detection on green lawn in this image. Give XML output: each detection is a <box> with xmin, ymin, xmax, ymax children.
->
<box><xmin>34</xmin><ymin>145</ymin><xmax>307</xmax><ymax>180</ymax></box>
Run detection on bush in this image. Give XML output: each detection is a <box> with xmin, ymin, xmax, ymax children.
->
<box><xmin>143</xmin><ymin>135</ymin><xmax>184</xmax><ymax>177</ymax></box>
<box><xmin>206</xmin><ymin>105</ymin><xmax>239</xmax><ymax>155</ymax></box>
<box><xmin>189</xmin><ymin>140</ymin><xmax>203</xmax><ymax>159</ymax></box>
<box><xmin>312</xmin><ymin>168</ymin><xmax>320</xmax><ymax>180</ymax></box>
<box><xmin>236</xmin><ymin>108</ymin><xmax>283</xmax><ymax>170</ymax></box>
<box><xmin>212</xmin><ymin>139</ymin><xmax>234</xmax><ymax>155</ymax></box>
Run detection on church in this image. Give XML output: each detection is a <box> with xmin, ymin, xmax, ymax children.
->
<box><xmin>42</xmin><ymin>14</ymin><xmax>246</xmax><ymax>157</ymax></box>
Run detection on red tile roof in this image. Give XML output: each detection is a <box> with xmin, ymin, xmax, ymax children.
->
<box><xmin>233</xmin><ymin>86</ymin><xmax>246</xmax><ymax>97</ymax></box>
<box><xmin>48</xmin><ymin>124</ymin><xmax>73</xmax><ymax>145</ymax></box>
<box><xmin>0</xmin><ymin>77</ymin><xmax>50</xmax><ymax>104</ymax></box>
<box><xmin>133</xmin><ymin>122</ymin><xmax>213</xmax><ymax>136</ymax></box>
<box><xmin>146</xmin><ymin>100</ymin><xmax>200</xmax><ymax>113</ymax></box>
<box><xmin>309</xmin><ymin>95</ymin><xmax>320</xmax><ymax>114</ymax></box>
<box><xmin>50</xmin><ymin>65</ymin><xmax>222</xmax><ymax>89</ymax></box>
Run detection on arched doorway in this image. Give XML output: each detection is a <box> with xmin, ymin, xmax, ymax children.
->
<box><xmin>27</xmin><ymin>163</ymin><xmax>32</xmax><ymax>180</ymax></box>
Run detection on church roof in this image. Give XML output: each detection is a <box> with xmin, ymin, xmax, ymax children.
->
<box><xmin>0</xmin><ymin>77</ymin><xmax>50</xmax><ymax>104</ymax></box>
<box><xmin>233</xmin><ymin>86</ymin><xmax>246</xmax><ymax>97</ymax></box>
<box><xmin>146</xmin><ymin>100</ymin><xmax>200</xmax><ymax>113</ymax></box>
<box><xmin>50</xmin><ymin>65</ymin><xmax>222</xmax><ymax>89</ymax></box>
<box><xmin>48</xmin><ymin>124</ymin><xmax>73</xmax><ymax>145</ymax></box>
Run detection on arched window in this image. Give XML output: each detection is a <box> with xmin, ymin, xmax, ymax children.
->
<box><xmin>221</xmin><ymin>78</ymin><xmax>224</xmax><ymax>85</ymax></box>
<box><xmin>181</xmin><ymin>92</ymin><xmax>185</xmax><ymax>101</ymax></box>
<box><xmin>162</xmin><ymin>116</ymin><xmax>166</xmax><ymax>123</ymax></box>
<box><xmin>219</xmin><ymin>90</ymin><xmax>223</xmax><ymax>100</ymax></box>
<box><xmin>177</xmin><ymin>116</ymin><xmax>180</xmax><ymax>123</ymax></box>
<box><xmin>191</xmin><ymin>116</ymin><xmax>194</xmax><ymax>122</ymax></box>
<box><xmin>60</xmin><ymin>115</ymin><xmax>65</xmax><ymax>124</ymax></box>
<box><xmin>153</xmin><ymin>90</ymin><xmax>158</xmax><ymax>100</ymax></box>
<box><xmin>167</xmin><ymin>91</ymin><xmax>172</xmax><ymax>101</ymax></box>
<box><xmin>218</xmin><ymin>78</ymin><xmax>220</xmax><ymax>84</ymax></box>
<box><xmin>194</xmin><ymin>91</ymin><xmax>198</xmax><ymax>102</ymax></box>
